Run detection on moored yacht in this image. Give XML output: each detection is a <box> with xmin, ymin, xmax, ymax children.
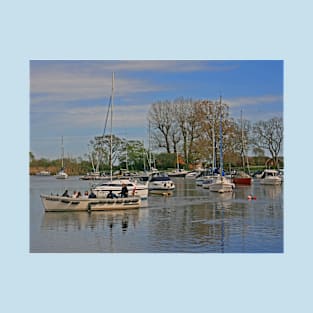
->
<box><xmin>167</xmin><ymin>168</ymin><xmax>189</xmax><ymax>178</ymax></box>
<box><xmin>202</xmin><ymin>176</ymin><xmax>217</xmax><ymax>189</ymax></box>
<box><xmin>232</xmin><ymin>171</ymin><xmax>252</xmax><ymax>185</ymax></box>
<box><xmin>260</xmin><ymin>169</ymin><xmax>282</xmax><ymax>185</ymax></box>
<box><xmin>208</xmin><ymin>95</ymin><xmax>235</xmax><ymax>193</ymax></box>
<box><xmin>148</xmin><ymin>172</ymin><xmax>175</xmax><ymax>193</ymax></box>
<box><xmin>55</xmin><ymin>136</ymin><xmax>68</xmax><ymax>179</ymax></box>
<box><xmin>92</xmin><ymin>178</ymin><xmax>149</xmax><ymax>199</ymax></box>
<box><xmin>55</xmin><ymin>170</ymin><xmax>68</xmax><ymax>179</ymax></box>
<box><xmin>209</xmin><ymin>175</ymin><xmax>235</xmax><ymax>193</ymax></box>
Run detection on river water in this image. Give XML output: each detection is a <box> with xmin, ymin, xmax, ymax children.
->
<box><xmin>30</xmin><ymin>175</ymin><xmax>283</xmax><ymax>253</ymax></box>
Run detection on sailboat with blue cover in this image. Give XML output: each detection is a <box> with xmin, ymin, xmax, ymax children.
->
<box><xmin>209</xmin><ymin>96</ymin><xmax>235</xmax><ymax>193</ymax></box>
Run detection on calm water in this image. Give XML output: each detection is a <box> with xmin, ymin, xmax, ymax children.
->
<box><xmin>30</xmin><ymin>176</ymin><xmax>283</xmax><ymax>253</ymax></box>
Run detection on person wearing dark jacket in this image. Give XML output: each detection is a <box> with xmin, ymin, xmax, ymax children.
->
<box><xmin>107</xmin><ymin>190</ymin><xmax>118</xmax><ymax>198</ymax></box>
<box><xmin>62</xmin><ymin>190</ymin><xmax>69</xmax><ymax>197</ymax></box>
<box><xmin>120</xmin><ymin>184</ymin><xmax>128</xmax><ymax>198</ymax></box>
<box><xmin>88</xmin><ymin>191</ymin><xmax>97</xmax><ymax>198</ymax></box>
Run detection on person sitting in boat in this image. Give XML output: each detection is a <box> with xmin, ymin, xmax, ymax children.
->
<box><xmin>107</xmin><ymin>190</ymin><xmax>118</xmax><ymax>199</ymax></box>
<box><xmin>120</xmin><ymin>184</ymin><xmax>128</xmax><ymax>198</ymax></box>
<box><xmin>76</xmin><ymin>191</ymin><xmax>82</xmax><ymax>198</ymax></box>
<box><xmin>88</xmin><ymin>190</ymin><xmax>97</xmax><ymax>198</ymax></box>
<box><xmin>83</xmin><ymin>191</ymin><xmax>89</xmax><ymax>198</ymax></box>
<box><xmin>62</xmin><ymin>190</ymin><xmax>69</xmax><ymax>197</ymax></box>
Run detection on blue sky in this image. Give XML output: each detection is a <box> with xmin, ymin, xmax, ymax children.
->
<box><xmin>30</xmin><ymin>60</ymin><xmax>283</xmax><ymax>159</ymax></box>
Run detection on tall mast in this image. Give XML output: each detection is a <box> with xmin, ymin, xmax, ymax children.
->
<box><xmin>110</xmin><ymin>72</ymin><xmax>114</xmax><ymax>180</ymax></box>
<box><xmin>148</xmin><ymin>120</ymin><xmax>152</xmax><ymax>170</ymax></box>
<box><xmin>142</xmin><ymin>140</ymin><xmax>146</xmax><ymax>172</ymax></box>
<box><xmin>240</xmin><ymin>109</ymin><xmax>250</xmax><ymax>174</ymax></box>
<box><xmin>61</xmin><ymin>136</ymin><xmax>64</xmax><ymax>169</ymax></box>
<box><xmin>212</xmin><ymin>102</ymin><xmax>216</xmax><ymax>171</ymax></box>
<box><xmin>219</xmin><ymin>96</ymin><xmax>224</xmax><ymax>176</ymax></box>
<box><xmin>240</xmin><ymin>110</ymin><xmax>245</xmax><ymax>170</ymax></box>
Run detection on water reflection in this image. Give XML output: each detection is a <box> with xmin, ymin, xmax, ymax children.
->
<box><xmin>32</xmin><ymin>176</ymin><xmax>283</xmax><ymax>252</ymax></box>
<box><xmin>41</xmin><ymin>209</ymin><xmax>148</xmax><ymax>233</ymax></box>
<box><xmin>261</xmin><ymin>185</ymin><xmax>282</xmax><ymax>199</ymax></box>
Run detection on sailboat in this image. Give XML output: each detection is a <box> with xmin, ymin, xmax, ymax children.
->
<box><xmin>55</xmin><ymin>136</ymin><xmax>68</xmax><ymax>179</ymax></box>
<box><xmin>201</xmin><ymin>100</ymin><xmax>219</xmax><ymax>189</ymax></box>
<box><xmin>167</xmin><ymin>151</ymin><xmax>189</xmax><ymax>177</ymax></box>
<box><xmin>209</xmin><ymin>96</ymin><xmax>235</xmax><ymax>193</ymax></box>
<box><xmin>91</xmin><ymin>73</ymin><xmax>148</xmax><ymax>199</ymax></box>
<box><xmin>232</xmin><ymin>110</ymin><xmax>252</xmax><ymax>185</ymax></box>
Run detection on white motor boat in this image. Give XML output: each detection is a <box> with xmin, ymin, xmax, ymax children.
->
<box><xmin>148</xmin><ymin>172</ymin><xmax>175</xmax><ymax>192</ymax></box>
<box><xmin>40</xmin><ymin>194</ymin><xmax>141</xmax><ymax>212</ymax></box>
<box><xmin>260</xmin><ymin>169</ymin><xmax>282</xmax><ymax>185</ymax></box>
<box><xmin>92</xmin><ymin>179</ymin><xmax>149</xmax><ymax>199</ymax></box>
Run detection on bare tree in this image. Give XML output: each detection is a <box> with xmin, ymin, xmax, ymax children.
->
<box><xmin>149</xmin><ymin>100</ymin><xmax>174</xmax><ymax>153</ymax></box>
<box><xmin>174</xmin><ymin>97</ymin><xmax>193</xmax><ymax>162</ymax></box>
<box><xmin>252</xmin><ymin>117</ymin><xmax>283</xmax><ymax>168</ymax></box>
<box><xmin>148</xmin><ymin>97</ymin><xmax>234</xmax><ymax>168</ymax></box>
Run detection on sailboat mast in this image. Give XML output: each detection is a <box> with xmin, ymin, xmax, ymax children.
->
<box><xmin>61</xmin><ymin>136</ymin><xmax>64</xmax><ymax>169</ymax></box>
<box><xmin>240</xmin><ymin>109</ymin><xmax>250</xmax><ymax>174</ymax></box>
<box><xmin>110</xmin><ymin>72</ymin><xmax>114</xmax><ymax>180</ymax></box>
<box><xmin>212</xmin><ymin>102</ymin><xmax>216</xmax><ymax>171</ymax></box>
<box><xmin>219</xmin><ymin>96</ymin><xmax>224</xmax><ymax>176</ymax></box>
<box><xmin>240</xmin><ymin>110</ymin><xmax>245</xmax><ymax>171</ymax></box>
<box><xmin>148</xmin><ymin>120</ymin><xmax>152</xmax><ymax>170</ymax></box>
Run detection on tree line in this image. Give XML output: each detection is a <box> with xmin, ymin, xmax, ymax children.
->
<box><xmin>148</xmin><ymin>97</ymin><xmax>283</xmax><ymax>169</ymax></box>
<box><xmin>30</xmin><ymin>97</ymin><xmax>283</xmax><ymax>175</ymax></box>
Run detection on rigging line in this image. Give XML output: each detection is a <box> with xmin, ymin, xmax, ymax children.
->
<box><xmin>101</xmin><ymin>95</ymin><xmax>112</xmax><ymax>137</ymax></box>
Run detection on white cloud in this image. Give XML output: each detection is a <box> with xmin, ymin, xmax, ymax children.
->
<box><xmin>31</xmin><ymin>103</ymin><xmax>149</xmax><ymax>132</ymax></box>
<box><xmin>30</xmin><ymin>71</ymin><xmax>164</xmax><ymax>106</ymax></box>
<box><xmin>226</xmin><ymin>95</ymin><xmax>283</xmax><ymax>107</ymax></box>
<box><xmin>30</xmin><ymin>61</ymin><xmax>239</xmax><ymax>106</ymax></box>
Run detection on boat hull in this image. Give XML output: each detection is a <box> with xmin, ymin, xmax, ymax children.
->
<box><xmin>202</xmin><ymin>177</ymin><xmax>216</xmax><ymax>189</ymax></box>
<box><xmin>55</xmin><ymin>171</ymin><xmax>68</xmax><ymax>179</ymax></box>
<box><xmin>209</xmin><ymin>183</ymin><xmax>234</xmax><ymax>193</ymax></box>
<box><xmin>259</xmin><ymin>170</ymin><xmax>282</xmax><ymax>185</ymax></box>
<box><xmin>167</xmin><ymin>172</ymin><xmax>188</xmax><ymax>178</ymax></box>
<box><xmin>40</xmin><ymin>194</ymin><xmax>141</xmax><ymax>212</ymax></box>
<box><xmin>148</xmin><ymin>182</ymin><xmax>175</xmax><ymax>191</ymax></box>
<box><xmin>209</xmin><ymin>176</ymin><xmax>234</xmax><ymax>193</ymax></box>
<box><xmin>148</xmin><ymin>172</ymin><xmax>176</xmax><ymax>192</ymax></box>
<box><xmin>260</xmin><ymin>177</ymin><xmax>282</xmax><ymax>185</ymax></box>
<box><xmin>232</xmin><ymin>177</ymin><xmax>252</xmax><ymax>185</ymax></box>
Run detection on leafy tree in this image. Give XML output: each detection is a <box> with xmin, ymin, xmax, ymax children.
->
<box><xmin>118</xmin><ymin>140</ymin><xmax>147</xmax><ymax>171</ymax></box>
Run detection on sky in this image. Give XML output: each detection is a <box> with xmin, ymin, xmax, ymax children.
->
<box><xmin>30</xmin><ymin>60</ymin><xmax>283</xmax><ymax>159</ymax></box>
